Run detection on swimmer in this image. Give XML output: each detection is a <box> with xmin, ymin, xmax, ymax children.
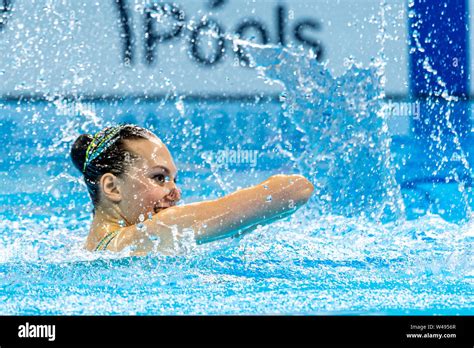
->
<box><xmin>70</xmin><ymin>124</ymin><xmax>314</xmax><ymax>255</ymax></box>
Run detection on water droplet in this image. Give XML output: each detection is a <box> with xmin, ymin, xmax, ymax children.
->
<box><xmin>266</xmin><ymin>195</ymin><xmax>272</xmax><ymax>202</ymax></box>
<box><xmin>52</xmin><ymin>189</ymin><xmax>60</xmax><ymax>199</ymax></box>
<box><xmin>263</xmin><ymin>184</ymin><xmax>269</xmax><ymax>190</ymax></box>
<box><xmin>139</xmin><ymin>214</ymin><xmax>145</xmax><ymax>222</ymax></box>
<box><xmin>175</xmin><ymin>98</ymin><xmax>185</xmax><ymax>116</ymax></box>
<box><xmin>149</xmin><ymin>233</ymin><xmax>159</xmax><ymax>241</ymax></box>
<box><xmin>136</xmin><ymin>222</ymin><xmax>147</xmax><ymax>232</ymax></box>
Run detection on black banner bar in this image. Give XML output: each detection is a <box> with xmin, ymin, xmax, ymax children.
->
<box><xmin>0</xmin><ymin>315</ymin><xmax>472</xmax><ymax>346</ymax></box>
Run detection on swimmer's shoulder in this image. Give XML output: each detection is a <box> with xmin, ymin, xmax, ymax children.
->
<box><xmin>84</xmin><ymin>226</ymin><xmax>130</xmax><ymax>252</ymax></box>
<box><xmin>86</xmin><ymin>224</ymin><xmax>159</xmax><ymax>255</ymax></box>
<box><xmin>84</xmin><ymin>230</ymin><xmax>101</xmax><ymax>251</ymax></box>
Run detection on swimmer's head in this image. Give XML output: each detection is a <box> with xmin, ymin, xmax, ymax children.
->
<box><xmin>70</xmin><ymin>124</ymin><xmax>181</xmax><ymax>224</ymax></box>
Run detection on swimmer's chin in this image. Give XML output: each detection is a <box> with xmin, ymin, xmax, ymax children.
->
<box><xmin>153</xmin><ymin>201</ymin><xmax>180</xmax><ymax>214</ymax></box>
<box><xmin>153</xmin><ymin>206</ymin><xmax>171</xmax><ymax>214</ymax></box>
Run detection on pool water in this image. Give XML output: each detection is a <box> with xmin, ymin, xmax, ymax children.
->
<box><xmin>0</xmin><ymin>47</ymin><xmax>473</xmax><ymax>315</ymax></box>
<box><xmin>0</xmin><ymin>175</ymin><xmax>472</xmax><ymax>315</ymax></box>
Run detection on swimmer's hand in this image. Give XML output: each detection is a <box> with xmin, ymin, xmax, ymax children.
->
<box><xmin>138</xmin><ymin>174</ymin><xmax>314</xmax><ymax>252</ymax></box>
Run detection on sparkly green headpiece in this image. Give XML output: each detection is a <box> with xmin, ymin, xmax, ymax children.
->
<box><xmin>83</xmin><ymin>124</ymin><xmax>127</xmax><ymax>172</ymax></box>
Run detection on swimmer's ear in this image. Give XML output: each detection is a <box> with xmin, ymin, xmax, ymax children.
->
<box><xmin>100</xmin><ymin>173</ymin><xmax>122</xmax><ymax>203</ymax></box>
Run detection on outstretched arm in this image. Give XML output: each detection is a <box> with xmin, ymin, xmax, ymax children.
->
<box><xmin>151</xmin><ymin>174</ymin><xmax>313</xmax><ymax>246</ymax></box>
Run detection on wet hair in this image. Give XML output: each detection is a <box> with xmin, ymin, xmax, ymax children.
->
<box><xmin>70</xmin><ymin>124</ymin><xmax>155</xmax><ymax>214</ymax></box>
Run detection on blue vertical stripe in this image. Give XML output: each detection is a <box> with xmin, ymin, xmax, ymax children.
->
<box><xmin>409</xmin><ymin>0</ymin><xmax>470</xmax><ymax>138</ymax></box>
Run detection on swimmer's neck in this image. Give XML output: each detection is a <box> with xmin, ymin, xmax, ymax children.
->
<box><xmin>89</xmin><ymin>208</ymin><xmax>126</xmax><ymax>238</ymax></box>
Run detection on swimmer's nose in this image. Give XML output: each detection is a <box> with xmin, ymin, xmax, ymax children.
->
<box><xmin>167</xmin><ymin>187</ymin><xmax>181</xmax><ymax>203</ymax></box>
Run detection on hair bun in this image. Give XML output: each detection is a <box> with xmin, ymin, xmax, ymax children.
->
<box><xmin>70</xmin><ymin>134</ymin><xmax>94</xmax><ymax>173</ymax></box>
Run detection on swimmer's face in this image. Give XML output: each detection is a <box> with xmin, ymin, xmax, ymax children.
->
<box><xmin>116</xmin><ymin>136</ymin><xmax>181</xmax><ymax>224</ymax></box>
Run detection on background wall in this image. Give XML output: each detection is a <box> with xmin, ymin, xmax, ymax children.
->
<box><xmin>0</xmin><ymin>0</ymin><xmax>408</xmax><ymax>98</ymax></box>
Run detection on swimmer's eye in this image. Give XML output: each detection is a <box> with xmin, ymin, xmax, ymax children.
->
<box><xmin>152</xmin><ymin>173</ymin><xmax>177</xmax><ymax>184</ymax></box>
<box><xmin>152</xmin><ymin>174</ymin><xmax>167</xmax><ymax>183</ymax></box>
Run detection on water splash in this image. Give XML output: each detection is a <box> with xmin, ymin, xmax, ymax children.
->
<box><xmin>0</xmin><ymin>208</ymin><xmax>472</xmax><ymax>314</ymax></box>
<box><xmin>244</xmin><ymin>43</ymin><xmax>404</xmax><ymax>222</ymax></box>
